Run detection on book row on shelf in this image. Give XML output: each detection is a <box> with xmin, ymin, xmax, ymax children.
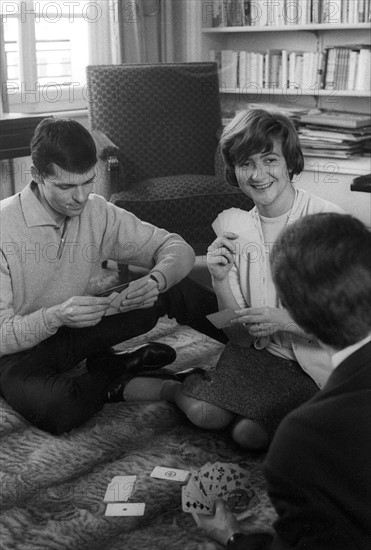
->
<box><xmin>223</xmin><ymin>103</ymin><xmax>371</xmax><ymax>159</ymax></box>
<box><xmin>205</xmin><ymin>0</ymin><xmax>371</xmax><ymax>28</ymax></box>
<box><xmin>210</xmin><ymin>46</ymin><xmax>371</xmax><ymax>92</ymax></box>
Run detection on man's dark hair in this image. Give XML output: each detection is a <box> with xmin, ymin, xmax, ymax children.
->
<box><xmin>30</xmin><ymin>118</ymin><xmax>97</xmax><ymax>177</ymax></box>
<box><xmin>220</xmin><ymin>108</ymin><xmax>304</xmax><ymax>186</ymax></box>
<box><xmin>271</xmin><ymin>213</ymin><xmax>371</xmax><ymax>349</ymax></box>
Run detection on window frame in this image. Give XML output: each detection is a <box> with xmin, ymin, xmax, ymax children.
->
<box><xmin>1</xmin><ymin>0</ymin><xmax>116</xmax><ymax>114</ymax></box>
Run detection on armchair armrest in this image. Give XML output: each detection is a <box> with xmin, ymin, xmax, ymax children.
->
<box><xmin>91</xmin><ymin>129</ymin><xmax>121</xmax><ymax>199</ymax></box>
<box><xmin>92</xmin><ymin>129</ymin><xmax>119</xmax><ymax>159</ymax></box>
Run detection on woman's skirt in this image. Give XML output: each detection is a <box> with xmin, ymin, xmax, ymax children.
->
<box><xmin>181</xmin><ymin>342</ymin><xmax>318</xmax><ymax>437</ymax></box>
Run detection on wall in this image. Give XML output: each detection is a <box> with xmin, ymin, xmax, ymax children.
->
<box><xmin>298</xmin><ymin>157</ymin><xmax>371</xmax><ymax>228</ymax></box>
<box><xmin>0</xmin><ymin>110</ymin><xmax>89</xmax><ymax>200</ymax></box>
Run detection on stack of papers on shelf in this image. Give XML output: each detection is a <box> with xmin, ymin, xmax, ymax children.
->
<box><xmin>222</xmin><ymin>103</ymin><xmax>315</xmax><ymax>127</ymax></box>
<box><xmin>298</xmin><ymin>110</ymin><xmax>371</xmax><ymax>158</ymax></box>
<box><xmin>245</xmin><ymin>103</ymin><xmax>313</xmax><ymax>120</ymax></box>
<box><xmin>299</xmin><ymin>111</ymin><xmax>371</xmax><ymax>129</ymax></box>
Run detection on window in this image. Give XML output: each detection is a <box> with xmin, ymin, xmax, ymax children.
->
<box><xmin>1</xmin><ymin>0</ymin><xmax>118</xmax><ymax>114</ymax></box>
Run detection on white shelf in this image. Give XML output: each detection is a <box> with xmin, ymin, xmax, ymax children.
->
<box><xmin>219</xmin><ymin>88</ymin><xmax>370</xmax><ymax>97</ymax></box>
<box><xmin>303</xmin><ymin>155</ymin><xmax>371</xmax><ymax>176</ymax></box>
<box><xmin>203</xmin><ymin>23</ymin><xmax>371</xmax><ymax>33</ymax></box>
<box><xmin>201</xmin><ymin>6</ymin><xmax>370</xmax><ymax>113</ymax></box>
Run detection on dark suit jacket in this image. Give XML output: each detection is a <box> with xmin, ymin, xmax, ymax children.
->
<box><xmin>231</xmin><ymin>341</ymin><xmax>371</xmax><ymax>550</ymax></box>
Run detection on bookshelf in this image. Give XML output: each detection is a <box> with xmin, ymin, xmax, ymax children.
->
<box><xmin>200</xmin><ymin>1</ymin><xmax>371</xmax><ymax>113</ymax></box>
<box><xmin>192</xmin><ymin>1</ymin><xmax>371</xmax><ymax>226</ymax></box>
<box><xmin>202</xmin><ymin>23</ymin><xmax>371</xmax><ymax>32</ymax></box>
<box><xmin>202</xmin><ymin>23</ymin><xmax>370</xmax><ymax>34</ymax></box>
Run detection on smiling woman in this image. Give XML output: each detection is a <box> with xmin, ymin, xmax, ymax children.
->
<box><xmin>174</xmin><ymin>108</ymin><xmax>345</xmax><ymax>450</ymax></box>
<box><xmin>222</xmin><ymin>109</ymin><xmax>304</xmax><ymax>186</ymax></box>
<box><xmin>234</xmin><ymin>143</ymin><xmax>294</xmax><ymax>218</ymax></box>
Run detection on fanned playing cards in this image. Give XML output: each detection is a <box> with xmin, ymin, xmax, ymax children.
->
<box><xmin>182</xmin><ymin>462</ymin><xmax>257</xmax><ymax>516</ymax></box>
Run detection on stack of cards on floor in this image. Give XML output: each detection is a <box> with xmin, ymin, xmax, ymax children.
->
<box><xmin>104</xmin><ymin>475</ymin><xmax>145</xmax><ymax>516</ymax></box>
<box><xmin>182</xmin><ymin>462</ymin><xmax>257</xmax><ymax>516</ymax></box>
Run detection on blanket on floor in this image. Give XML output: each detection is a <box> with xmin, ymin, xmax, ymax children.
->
<box><xmin>0</xmin><ymin>317</ymin><xmax>276</xmax><ymax>550</ymax></box>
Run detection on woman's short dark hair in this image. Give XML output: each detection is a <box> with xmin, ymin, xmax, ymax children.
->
<box><xmin>30</xmin><ymin>118</ymin><xmax>97</xmax><ymax>177</ymax></box>
<box><xmin>271</xmin><ymin>213</ymin><xmax>371</xmax><ymax>349</ymax></box>
<box><xmin>220</xmin><ymin>108</ymin><xmax>304</xmax><ymax>187</ymax></box>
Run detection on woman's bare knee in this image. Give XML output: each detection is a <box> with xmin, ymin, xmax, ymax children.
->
<box><xmin>175</xmin><ymin>391</ymin><xmax>233</xmax><ymax>429</ymax></box>
<box><xmin>231</xmin><ymin>418</ymin><xmax>269</xmax><ymax>450</ymax></box>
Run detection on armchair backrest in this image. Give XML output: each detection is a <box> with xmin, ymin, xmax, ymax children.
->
<box><xmin>86</xmin><ymin>63</ymin><xmax>222</xmax><ymax>184</ymax></box>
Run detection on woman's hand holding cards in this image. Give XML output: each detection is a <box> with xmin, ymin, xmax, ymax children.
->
<box><xmin>207</xmin><ymin>232</ymin><xmax>238</xmax><ymax>283</ymax></box>
<box><xmin>230</xmin><ymin>306</ymin><xmax>298</xmax><ymax>337</ymax></box>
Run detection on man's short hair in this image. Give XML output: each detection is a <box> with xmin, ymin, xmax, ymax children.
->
<box><xmin>271</xmin><ymin>213</ymin><xmax>371</xmax><ymax>349</ymax></box>
<box><xmin>30</xmin><ymin>118</ymin><xmax>97</xmax><ymax>177</ymax></box>
<box><xmin>220</xmin><ymin>108</ymin><xmax>304</xmax><ymax>187</ymax></box>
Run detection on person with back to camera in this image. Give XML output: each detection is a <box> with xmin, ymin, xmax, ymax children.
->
<box><xmin>193</xmin><ymin>212</ymin><xmax>371</xmax><ymax>550</ymax></box>
<box><xmin>138</xmin><ymin>108</ymin><xmax>344</xmax><ymax>450</ymax></box>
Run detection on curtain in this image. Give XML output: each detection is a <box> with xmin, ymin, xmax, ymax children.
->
<box><xmin>160</xmin><ymin>0</ymin><xmax>174</xmax><ymax>62</ymax></box>
<box><xmin>88</xmin><ymin>0</ymin><xmax>122</xmax><ymax>65</ymax></box>
<box><xmin>0</xmin><ymin>16</ymin><xmax>9</xmax><ymax>116</ymax></box>
<box><xmin>118</xmin><ymin>0</ymin><xmax>175</xmax><ymax>64</ymax></box>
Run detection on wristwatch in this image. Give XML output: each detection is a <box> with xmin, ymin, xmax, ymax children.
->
<box><xmin>226</xmin><ymin>532</ymin><xmax>245</xmax><ymax>548</ymax></box>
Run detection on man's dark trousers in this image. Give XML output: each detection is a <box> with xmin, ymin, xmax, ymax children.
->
<box><xmin>0</xmin><ymin>278</ymin><xmax>226</xmax><ymax>434</ymax></box>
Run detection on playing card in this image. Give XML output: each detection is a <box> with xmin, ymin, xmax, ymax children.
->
<box><xmin>181</xmin><ymin>484</ymin><xmax>212</xmax><ymax>515</ymax></box>
<box><xmin>219</xmin><ymin>463</ymin><xmax>250</xmax><ymax>495</ymax></box>
<box><xmin>190</xmin><ymin>474</ymin><xmax>212</xmax><ymax>508</ymax></box>
<box><xmin>107</xmin><ymin>292</ymin><xmax>123</xmax><ymax>309</ymax></box>
<box><xmin>105</xmin><ymin>502</ymin><xmax>145</xmax><ymax>516</ymax></box>
<box><xmin>191</xmin><ymin>462</ymin><xmax>212</xmax><ymax>499</ymax></box>
<box><xmin>224</xmin><ymin>485</ymin><xmax>258</xmax><ymax>514</ymax></box>
<box><xmin>206</xmin><ymin>308</ymin><xmax>238</xmax><ymax>329</ymax></box>
<box><xmin>104</xmin><ymin>292</ymin><xmax>121</xmax><ymax>316</ymax></box>
<box><xmin>196</xmin><ymin>463</ymin><xmax>220</xmax><ymax>498</ymax></box>
<box><xmin>103</xmin><ymin>475</ymin><xmax>136</xmax><ymax>502</ymax></box>
<box><xmin>208</xmin><ymin>462</ymin><xmax>228</xmax><ymax>498</ymax></box>
<box><xmin>211</xmin><ymin>463</ymin><xmax>254</xmax><ymax>514</ymax></box>
<box><xmin>150</xmin><ymin>466</ymin><xmax>190</xmax><ymax>482</ymax></box>
<box><xmin>103</xmin><ymin>277</ymin><xmax>151</xmax><ymax>315</ymax></box>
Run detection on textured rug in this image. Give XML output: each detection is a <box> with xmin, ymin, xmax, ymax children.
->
<box><xmin>0</xmin><ymin>315</ymin><xmax>276</xmax><ymax>550</ymax></box>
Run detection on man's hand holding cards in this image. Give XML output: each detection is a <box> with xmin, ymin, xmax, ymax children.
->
<box><xmin>96</xmin><ymin>274</ymin><xmax>160</xmax><ymax>316</ymax></box>
<box><xmin>182</xmin><ymin>462</ymin><xmax>257</xmax><ymax>517</ymax></box>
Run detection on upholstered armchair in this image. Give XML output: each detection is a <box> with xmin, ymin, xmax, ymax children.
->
<box><xmin>86</xmin><ymin>62</ymin><xmax>252</xmax><ymax>255</ymax></box>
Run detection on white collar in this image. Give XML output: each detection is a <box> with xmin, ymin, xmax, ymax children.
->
<box><xmin>331</xmin><ymin>334</ymin><xmax>371</xmax><ymax>369</ymax></box>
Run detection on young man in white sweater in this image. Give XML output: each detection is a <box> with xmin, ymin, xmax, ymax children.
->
<box><xmin>0</xmin><ymin>118</ymin><xmax>197</xmax><ymax>434</ymax></box>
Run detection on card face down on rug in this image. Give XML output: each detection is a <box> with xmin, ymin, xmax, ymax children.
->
<box><xmin>150</xmin><ymin>466</ymin><xmax>190</xmax><ymax>482</ymax></box>
<box><xmin>103</xmin><ymin>475</ymin><xmax>137</xmax><ymax>502</ymax></box>
<box><xmin>182</xmin><ymin>462</ymin><xmax>257</xmax><ymax>516</ymax></box>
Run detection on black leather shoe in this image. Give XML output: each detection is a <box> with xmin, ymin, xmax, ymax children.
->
<box><xmin>87</xmin><ymin>342</ymin><xmax>176</xmax><ymax>375</ymax></box>
<box><xmin>103</xmin><ymin>366</ymin><xmax>206</xmax><ymax>403</ymax></box>
<box><xmin>103</xmin><ymin>372</ymin><xmax>135</xmax><ymax>403</ymax></box>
